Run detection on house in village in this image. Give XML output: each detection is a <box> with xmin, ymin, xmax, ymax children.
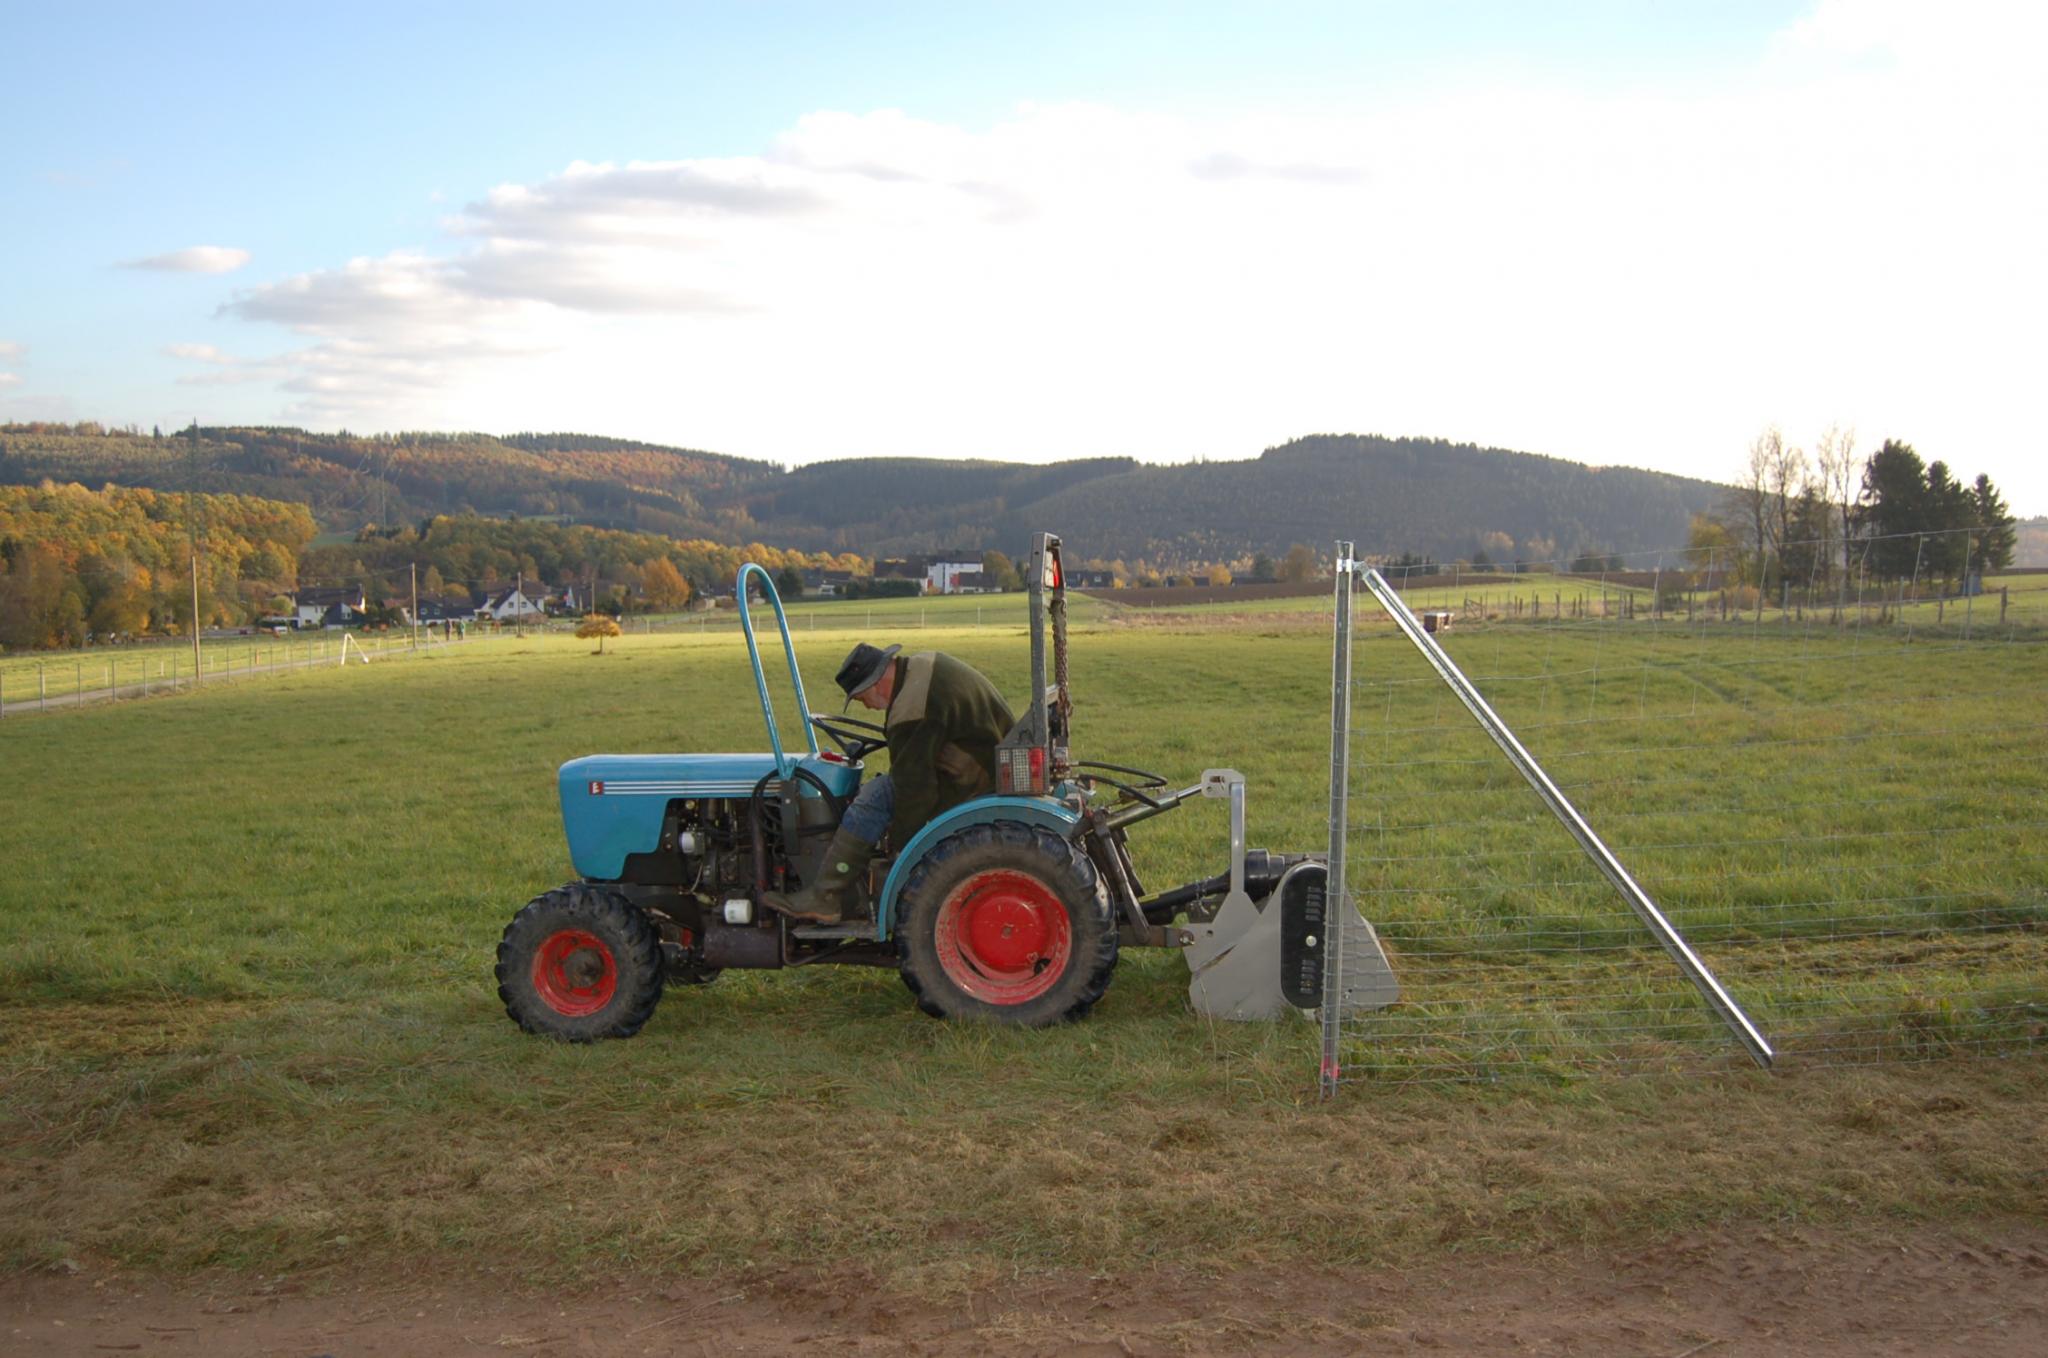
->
<box><xmin>550</xmin><ymin>582</ymin><xmax>595</xmax><ymax>614</ymax></box>
<box><xmin>871</xmin><ymin>553</ymin><xmax>988</xmax><ymax>595</ymax></box>
<box><xmin>478</xmin><ymin>585</ymin><xmax>548</xmax><ymax>623</ymax></box>
<box><xmin>799</xmin><ymin>568</ymin><xmax>860</xmax><ymax>597</ymax></box>
<box><xmin>1066</xmin><ymin>569</ymin><xmax>1116</xmax><ymax>590</ymax></box>
<box><xmin>293</xmin><ymin>585</ymin><xmax>367</xmax><ymax>629</ymax></box>
<box><xmin>924</xmin><ymin>553</ymin><xmax>984</xmax><ymax>594</ymax></box>
<box><xmin>872</xmin><ymin>556</ymin><xmax>926</xmax><ymax>587</ymax></box>
<box><xmin>417</xmin><ymin>594</ymin><xmax>478</xmax><ymax>625</ymax></box>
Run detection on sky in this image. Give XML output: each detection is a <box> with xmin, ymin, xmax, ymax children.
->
<box><xmin>3</xmin><ymin>0</ymin><xmax>2043</xmax><ymax>512</ymax></box>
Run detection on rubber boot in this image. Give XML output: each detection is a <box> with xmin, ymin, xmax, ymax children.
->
<box><xmin>762</xmin><ymin>828</ymin><xmax>874</xmax><ymax>924</ymax></box>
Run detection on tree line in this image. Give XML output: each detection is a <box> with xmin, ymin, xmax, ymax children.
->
<box><xmin>0</xmin><ymin>482</ymin><xmax>317</xmax><ymax>650</ymax></box>
<box><xmin>0</xmin><ymin>484</ymin><xmax>867</xmax><ymax>651</ymax></box>
<box><xmin>312</xmin><ymin>516</ymin><xmax>864</xmax><ymax>616</ymax></box>
<box><xmin>1698</xmin><ymin>428</ymin><xmax>2016</xmax><ymax>589</ymax></box>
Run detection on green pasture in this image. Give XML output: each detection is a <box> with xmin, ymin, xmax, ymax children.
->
<box><xmin>1091</xmin><ymin>569</ymin><xmax>2048</xmax><ymax>631</ymax></box>
<box><xmin>639</xmin><ymin>586</ymin><xmax>1103</xmax><ymax>632</ymax></box>
<box><xmin>0</xmin><ymin>592</ymin><xmax>1101</xmax><ymax>708</ymax></box>
<box><xmin>2</xmin><ymin>613</ymin><xmax>2043</xmax><ymax>1285</ymax></box>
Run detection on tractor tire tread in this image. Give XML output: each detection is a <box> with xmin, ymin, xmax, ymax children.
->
<box><xmin>896</xmin><ymin>820</ymin><xmax>1118</xmax><ymax>1026</ymax></box>
<box><xmin>495</xmin><ymin>881</ymin><xmax>666</xmax><ymax>1041</ymax></box>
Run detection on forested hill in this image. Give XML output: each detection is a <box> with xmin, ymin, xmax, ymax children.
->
<box><xmin>0</xmin><ymin>426</ymin><xmax>781</xmax><ymax>542</ymax></box>
<box><xmin>1021</xmin><ymin>435</ymin><xmax>1727</xmax><ymax>564</ymax></box>
<box><xmin>0</xmin><ymin>425</ymin><xmax>1725</xmax><ymax>565</ymax></box>
<box><xmin>748</xmin><ymin>435</ymin><xmax>1723</xmax><ymax>562</ymax></box>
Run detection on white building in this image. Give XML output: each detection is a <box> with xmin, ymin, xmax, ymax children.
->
<box><xmin>481</xmin><ymin>586</ymin><xmax>547</xmax><ymax>622</ymax></box>
<box><xmin>925</xmin><ymin>556</ymin><xmax>984</xmax><ymax>594</ymax></box>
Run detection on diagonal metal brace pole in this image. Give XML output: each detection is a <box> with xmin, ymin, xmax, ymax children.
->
<box><xmin>1357</xmin><ymin>568</ymin><xmax>1774</xmax><ymax>1069</ymax></box>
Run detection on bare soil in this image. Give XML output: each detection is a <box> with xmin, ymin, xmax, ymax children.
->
<box><xmin>8</xmin><ymin>1224</ymin><xmax>2045</xmax><ymax>1357</ymax></box>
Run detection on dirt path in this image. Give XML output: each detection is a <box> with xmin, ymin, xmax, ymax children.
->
<box><xmin>7</xmin><ymin>1224</ymin><xmax>2045</xmax><ymax>1356</ymax></box>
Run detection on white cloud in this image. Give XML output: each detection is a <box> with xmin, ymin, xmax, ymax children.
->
<box><xmin>0</xmin><ymin>373</ymin><xmax>20</xmax><ymax>389</ymax></box>
<box><xmin>211</xmin><ymin>1</ymin><xmax>2048</xmax><ymax>511</ymax></box>
<box><xmin>163</xmin><ymin>341</ymin><xmax>306</xmax><ymax>388</ymax></box>
<box><xmin>0</xmin><ymin>340</ymin><xmax>24</xmax><ymax>360</ymax></box>
<box><xmin>123</xmin><ymin>245</ymin><xmax>252</xmax><ymax>274</ymax></box>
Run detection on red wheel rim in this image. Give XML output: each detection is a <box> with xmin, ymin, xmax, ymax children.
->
<box><xmin>933</xmin><ymin>869</ymin><xmax>1073</xmax><ymax>1005</ymax></box>
<box><xmin>531</xmin><ymin>929</ymin><xmax>617</xmax><ymax>1016</ymax></box>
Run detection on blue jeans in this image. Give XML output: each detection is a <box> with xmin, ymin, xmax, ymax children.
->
<box><xmin>841</xmin><ymin>773</ymin><xmax>894</xmax><ymax>847</ymax></box>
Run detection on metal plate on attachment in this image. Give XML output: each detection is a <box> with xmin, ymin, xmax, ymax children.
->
<box><xmin>1278</xmin><ymin>862</ymin><xmax>1328</xmax><ymax>1008</ymax></box>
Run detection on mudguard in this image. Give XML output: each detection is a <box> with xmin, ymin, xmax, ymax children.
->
<box><xmin>874</xmin><ymin>795</ymin><xmax>1082</xmax><ymax>940</ymax></box>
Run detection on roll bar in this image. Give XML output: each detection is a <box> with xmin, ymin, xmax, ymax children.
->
<box><xmin>735</xmin><ymin>562</ymin><xmax>819</xmax><ymax>779</ymax></box>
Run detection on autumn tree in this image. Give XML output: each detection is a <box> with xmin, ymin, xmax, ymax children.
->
<box><xmin>576</xmin><ymin>614</ymin><xmax>622</xmax><ymax>654</ymax></box>
<box><xmin>641</xmin><ymin>557</ymin><xmax>691</xmax><ymax>611</ymax></box>
<box><xmin>1278</xmin><ymin>544</ymin><xmax>1319</xmax><ymax>583</ymax></box>
<box><xmin>982</xmin><ymin>549</ymin><xmax>1022</xmax><ymax>592</ymax></box>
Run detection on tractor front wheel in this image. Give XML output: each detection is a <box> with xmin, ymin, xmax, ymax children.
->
<box><xmin>896</xmin><ymin>821</ymin><xmax>1118</xmax><ymax>1026</ymax></box>
<box><xmin>496</xmin><ymin>883</ymin><xmax>665</xmax><ymax>1040</ymax></box>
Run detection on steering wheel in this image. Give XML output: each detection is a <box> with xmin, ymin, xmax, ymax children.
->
<box><xmin>809</xmin><ymin>712</ymin><xmax>887</xmax><ymax>762</ymax></box>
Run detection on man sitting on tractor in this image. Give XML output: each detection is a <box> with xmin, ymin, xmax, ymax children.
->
<box><xmin>764</xmin><ymin>641</ymin><xmax>1015</xmax><ymax>924</ymax></box>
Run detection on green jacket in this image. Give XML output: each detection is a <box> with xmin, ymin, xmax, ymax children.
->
<box><xmin>883</xmin><ymin>651</ymin><xmax>1016</xmax><ymax>848</ymax></box>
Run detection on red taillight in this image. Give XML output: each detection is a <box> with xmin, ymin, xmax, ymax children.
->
<box><xmin>998</xmin><ymin>746</ymin><xmax>1048</xmax><ymax>796</ymax></box>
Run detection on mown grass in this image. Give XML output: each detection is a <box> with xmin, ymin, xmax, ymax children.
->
<box><xmin>1</xmin><ymin>614</ymin><xmax>2043</xmax><ymax>1285</ymax></box>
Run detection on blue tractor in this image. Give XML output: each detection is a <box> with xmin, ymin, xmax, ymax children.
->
<box><xmin>495</xmin><ymin>533</ymin><xmax>1398</xmax><ymax>1038</ymax></box>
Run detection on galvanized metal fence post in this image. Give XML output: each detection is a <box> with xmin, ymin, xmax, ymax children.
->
<box><xmin>1320</xmin><ymin>541</ymin><xmax>1356</xmax><ymax>1097</ymax></box>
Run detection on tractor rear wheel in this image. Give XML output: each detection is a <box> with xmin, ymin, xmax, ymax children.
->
<box><xmin>496</xmin><ymin>883</ymin><xmax>665</xmax><ymax>1040</ymax></box>
<box><xmin>896</xmin><ymin>821</ymin><xmax>1118</xmax><ymax>1026</ymax></box>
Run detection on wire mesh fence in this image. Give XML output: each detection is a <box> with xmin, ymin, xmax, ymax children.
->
<box><xmin>0</xmin><ymin>631</ymin><xmax>465</xmax><ymax>717</ymax></box>
<box><xmin>1322</xmin><ymin>531</ymin><xmax>2048</xmax><ymax>1087</ymax></box>
<box><xmin>0</xmin><ymin>595</ymin><xmax>1047</xmax><ymax>719</ymax></box>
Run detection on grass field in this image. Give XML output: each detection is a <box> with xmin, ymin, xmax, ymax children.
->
<box><xmin>1336</xmin><ymin>616</ymin><xmax>2047</xmax><ymax>1080</ymax></box>
<box><xmin>2</xmin><ymin>608</ymin><xmax>2043</xmax><ymax>1290</ymax></box>
<box><xmin>0</xmin><ymin>593</ymin><xmax>1098</xmax><ymax>709</ymax></box>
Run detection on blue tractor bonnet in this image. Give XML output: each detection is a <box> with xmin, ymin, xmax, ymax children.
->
<box><xmin>560</xmin><ymin>752</ymin><xmax>860</xmax><ymax>882</ymax></box>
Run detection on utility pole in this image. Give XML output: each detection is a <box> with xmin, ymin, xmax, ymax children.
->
<box><xmin>185</xmin><ymin>421</ymin><xmax>205</xmax><ymax>686</ymax></box>
<box><xmin>190</xmin><ymin>538</ymin><xmax>202</xmax><ymax>684</ymax></box>
<box><xmin>516</xmin><ymin>569</ymin><xmax>524</xmax><ymax>638</ymax></box>
<box><xmin>410</xmin><ymin>562</ymin><xmax>419</xmax><ymax>649</ymax></box>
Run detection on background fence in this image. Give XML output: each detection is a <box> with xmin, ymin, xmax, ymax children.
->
<box><xmin>0</xmin><ymin>631</ymin><xmax>463</xmax><ymax>717</ymax></box>
<box><xmin>0</xmin><ymin>596</ymin><xmax>1053</xmax><ymax>719</ymax></box>
<box><xmin>1323</xmin><ymin>530</ymin><xmax>2048</xmax><ymax>1087</ymax></box>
